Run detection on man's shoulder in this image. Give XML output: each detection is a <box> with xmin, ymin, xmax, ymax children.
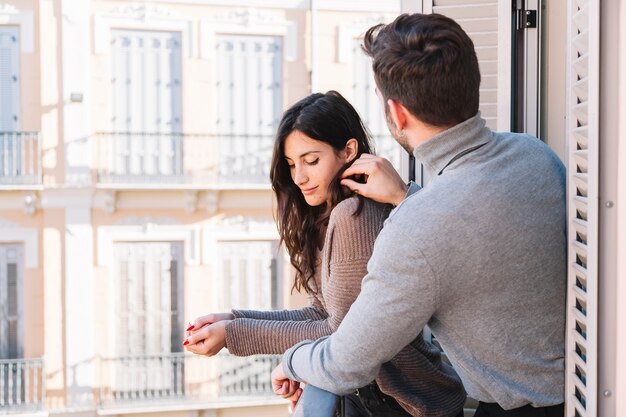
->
<box><xmin>495</xmin><ymin>131</ymin><xmax>563</xmax><ymax>162</ymax></box>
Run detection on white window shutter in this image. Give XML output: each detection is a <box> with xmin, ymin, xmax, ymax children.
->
<box><xmin>565</xmin><ymin>1</ymin><xmax>599</xmax><ymax>416</ymax></box>
<box><xmin>217</xmin><ymin>241</ymin><xmax>274</xmax><ymax>311</ymax></box>
<box><xmin>110</xmin><ymin>30</ymin><xmax>183</xmax><ymax>178</ymax></box>
<box><xmin>0</xmin><ymin>244</ymin><xmax>23</xmax><ymax>359</ymax></box>
<box><xmin>114</xmin><ymin>242</ymin><xmax>183</xmax><ymax>356</ymax></box>
<box><xmin>111</xmin><ymin>30</ymin><xmax>182</xmax><ymax>134</ymax></box>
<box><xmin>0</xmin><ymin>26</ymin><xmax>20</xmax><ymax>131</ymax></box>
<box><xmin>216</xmin><ymin>35</ymin><xmax>282</xmax><ymax>182</ymax></box>
<box><xmin>423</xmin><ymin>0</ymin><xmax>511</xmax><ymax>131</ymax></box>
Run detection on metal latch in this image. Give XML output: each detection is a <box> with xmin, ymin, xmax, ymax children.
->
<box><xmin>517</xmin><ymin>9</ymin><xmax>537</xmax><ymax>29</ymax></box>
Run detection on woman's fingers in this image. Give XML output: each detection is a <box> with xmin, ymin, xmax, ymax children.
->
<box><xmin>288</xmin><ymin>387</ymin><xmax>303</xmax><ymax>412</ymax></box>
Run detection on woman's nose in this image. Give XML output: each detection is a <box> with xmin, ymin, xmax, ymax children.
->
<box><xmin>294</xmin><ymin>167</ymin><xmax>308</xmax><ymax>185</ymax></box>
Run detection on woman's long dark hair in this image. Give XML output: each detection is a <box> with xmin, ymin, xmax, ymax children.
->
<box><xmin>269</xmin><ymin>91</ymin><xmax>374</xmax><ymax>294</ymax></box>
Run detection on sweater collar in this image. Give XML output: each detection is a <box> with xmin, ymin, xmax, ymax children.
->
<box><xmin>412</xmin><ymin>113</ymin><xmax>490</xmax><ymax>178</ymax></box>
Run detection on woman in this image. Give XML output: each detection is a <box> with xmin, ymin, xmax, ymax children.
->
<box><xmin>184</xmin><ymin>91</ymin><xmax>465</xmax><ymax>417</ymax></box>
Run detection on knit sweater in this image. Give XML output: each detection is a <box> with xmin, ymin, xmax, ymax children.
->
<box><xmin>283</xmin><ymin>114</ymin><xmax>566</xmax><ymax>410</ymax></box>
<box><xmin>225</xmin><ymin>197</ymin><xmax>466</xmax><ymax>417</ymax></box>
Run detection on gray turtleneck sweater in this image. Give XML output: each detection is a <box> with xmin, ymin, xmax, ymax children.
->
<box><xmin>283</xmin><ymin>114</ymin><xmax>566</xmax><ymax>410</ymax></box>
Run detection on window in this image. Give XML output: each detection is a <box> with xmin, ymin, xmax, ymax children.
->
<box><xmin>109</xmin><ymin>30</ymin><xmax>183</xmax><ymax>179</ymax></box>
<box><xmin>216</xmin><ymin>240</ymin><xmax>280</xmax><ymax>312</ymax></box>
<box><xmin>114</xmin><ymin>242</ymin><xmax>183</xmax><ymax>356</ymax></box>
<box><xmin>0</xmin><ymin>26</ymin><xmax>20</xmax><ymax>132</ymax></box>
<box><xmin>215</xmin><ymin>34</ymin><xmax>282</xmax><ymax>182</ymax></box>
<box><xmin>111</xmin><ymin>242</ymin><xmax>184</xmax><ymax>399</ymax></box>
<box><xmin>0</xmin><ymin>244</ymin><xmax>22</xmax><ymax>360</ymax></box>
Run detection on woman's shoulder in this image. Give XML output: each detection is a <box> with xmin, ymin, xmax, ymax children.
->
<box><xmin>329</xmin><ymin>196</ymin><xmax>391</xmax><ymax>228</ymax></box>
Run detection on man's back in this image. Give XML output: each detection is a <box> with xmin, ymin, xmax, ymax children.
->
<box><xmin>378</xmin><ymin>114</ymin><xmax>566</xmax><ymax>408</ymax></box>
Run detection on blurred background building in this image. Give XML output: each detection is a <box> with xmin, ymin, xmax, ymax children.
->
<box><xmin>0</xmin><ymin>1</ymin><xmax>624</xmax><ymax>417</ymax></box>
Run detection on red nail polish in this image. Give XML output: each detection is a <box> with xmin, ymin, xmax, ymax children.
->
<box><xmin>186</xmin><ymin>325</ymin><xmax>195</xmax><ymax>331</ymax></box>
<box><xmin>183</xmin><ymin>340</ymin><xmax>189</xmax><ymax>346</ymax></box>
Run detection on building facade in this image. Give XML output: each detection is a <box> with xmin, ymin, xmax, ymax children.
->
<box><xmin>0</xmin><ymin>1</ymin><xmax>624</xmax><ymax>417</ymax></box>
<box><xmin>0</xmin><ymin>1</ymin><xmax>405</xmax><ymax>416</ymax></box>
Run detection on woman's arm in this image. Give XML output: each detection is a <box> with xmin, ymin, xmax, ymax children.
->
<box><xmin>189</xmin><ymin>198</ymin><xmax>388</xmax><ymax>357</ymax></box>
<box><xmin>226</xmin><ymin>199</ymin><xmax>389</xmax><ymax>356</ymax></box>
<box><xmin>231</xmin><ymin>296</ymin><xmax>327</xmax><ymax>322</ymax></box>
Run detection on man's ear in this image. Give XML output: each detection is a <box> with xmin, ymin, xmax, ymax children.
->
<box><xmin>387</xmin><ymin>98</ymin><xmax>407</xmax><ymax>131</ymax></box>
<box><xmin>344</xmin><ymin>138</ymin><xmax>359</xmax><ymax>162</ymax></box>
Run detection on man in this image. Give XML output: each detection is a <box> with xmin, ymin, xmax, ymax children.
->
<box><xmin>272</xmin><ymin>13</ymin><xmax>566</xmax><ymax>417</ymax></box>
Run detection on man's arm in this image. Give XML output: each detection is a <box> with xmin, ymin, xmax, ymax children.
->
<box><xmin>278</xmin><ymin>218</ymin><xmax>438</xmax><ymax>394</ymax></box>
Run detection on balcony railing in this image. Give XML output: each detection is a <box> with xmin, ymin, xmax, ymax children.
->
<box><xmin>93</xmin><ymin>132</ymin><xmax>404</xmax><ymax>188</ymax></box>
<box><xmin>94</xmin><ymin>132</ymin><xmax>274</xmax><ymax>186</ymax></box>
<box><xmin>218</xmin><ymin>353</ymin><xmax>281</xmax><ymax>397</ymax></box>
<box><xmin>0</xmin><ymin>132</ymin><xmax>42</xmax><ymax>186</ymax></box>
<box><xmin>0</xmin><ymin>358</ymin><xmax>45</xmax><ymax>415</ymax></box>
<box><xmin>98</xmin><ymin>352</ymin><xmax>280</xmax><ymax>408</ymax></box>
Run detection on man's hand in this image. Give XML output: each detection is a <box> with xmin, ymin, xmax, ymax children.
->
<box><xmin>183</xmin><ymin>320</ymin><xmax>230</xmax><ymax>356</ymax></box>
<box><xmin>271</xmin><ymin>362</ymin><xmax>300</xmax><ymax>399</ymax></box>
<box><xmin>341</xmin><ymin>154</ymin><xmax>408</xmax><ymax>206</ymax></box>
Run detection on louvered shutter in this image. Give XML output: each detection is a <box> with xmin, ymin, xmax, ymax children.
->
<box><xmin>216</xmin><ymin>35</ymin><xmax>282</xmax><ymax>182</ymax></box>
<box><xmin>565</xmin><ymin>1</ymin><xmax>599</xmax><ymax>416</ymax></box>
<box><xmin>217</xmin><ymin>241</ymin><xmax>274</xmax><ymax>311</ymax></box>
<box><xmin>423</xmin><ymin>0</ymin><xmax>510</xmax><ymax>130</ymax></box>
<box><xmin>0</xmin><ymin>26</ymin><xmax>20</xmax><ymax>131</ymax></box>
<box><xmin>111</xmin><ymin>30</ymin><xmax>182</xmax><ymax>177</ymax></box>
<box><xmin>0</xmin><ymin>245</ymin><xmax>23</xmax><ymax>359</ymax></box>
<box><xmin>114</xmin><ymin>242</ymin><xmax>183</xmax><ymax>356</ymax></box>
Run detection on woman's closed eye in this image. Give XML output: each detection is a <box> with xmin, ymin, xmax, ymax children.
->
<box><xmin>305</xmin><ymin>158</ymin><xmax>319</xmax><ymax>166</ymax></box>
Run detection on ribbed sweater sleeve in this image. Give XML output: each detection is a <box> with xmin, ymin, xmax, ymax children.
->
<box><xmin>231</xmin><ymin>305</ymin><xmax>327</xmax><ymax>322</ymax></box>
<box><xmin>225</xmin><ymin>197</ymin><xmax>388</xmax><ymax>357</ymax></box>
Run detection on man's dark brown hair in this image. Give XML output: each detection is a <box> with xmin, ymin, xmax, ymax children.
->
<box><xmin>363</xmin><ymin>13</ymin><xmax>480</xmax><ymax>128</ymax></box>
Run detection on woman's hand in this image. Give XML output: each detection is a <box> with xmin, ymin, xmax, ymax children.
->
<box><xmin>183</xmin><ymin>320</ymin><xmax>231</xmax><ymax>356</ymax></box>
<box><xmin>186</xmin><ymin>312</ymin><xmax>235</xmax><ymax>334</ymax></box>
<box><xmin>271</xmin><ymin>362</ymin><xmax>300</xmax><ymax>399</ymax></box>
<box><xmin>287</xmin><ymin>386</ymin><xmax>304</xmax><ymax>413</ymax></box>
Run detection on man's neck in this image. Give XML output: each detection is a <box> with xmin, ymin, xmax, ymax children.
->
<box><xmin>406</xmin><ymin>120</ymin><xmax>451</xmax><ymax>153</ymax></box>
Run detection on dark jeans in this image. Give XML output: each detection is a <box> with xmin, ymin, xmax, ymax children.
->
<box><xmin>474</xmin><ymin>402</ymin><xmax>565</xmax><ymax>417</ymax></box>
<box><xmin>340</xmin><ymin>382</ymin><xmax>463</xmax><ymax>417</ymax></box>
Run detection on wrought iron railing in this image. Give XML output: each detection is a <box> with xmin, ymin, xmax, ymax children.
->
<box><xmin>0</xmin><ymin>132</ymin><xmax>42</xmax><ymax>186</ymax></box>
<box><xmin>218</xmin><ymin>353</ymin><xmax>281</xmax><ymax>397</ymax></box>
<box><xmin>94</xmin><ymin>132</ymin><xmax>274</xmax><ymax>186</ymax></box>
<box><xmin>0</xmin><ymin>358</ymin><xmax>45</xmax><ymax>414</ymax></box>
<box><xmin>98</xmin><ymin>352</ymin><xmax>279</xmax><ymax>407</ymax></box>
<box><xmin>93</xmin><ymin>132</ymin><xmax>404</xmax><ymax>187</ymax></box>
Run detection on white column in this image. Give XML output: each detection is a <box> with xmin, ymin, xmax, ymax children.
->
<box><xmin>61</xmin><ymin>0</ymin><xmax>92</xmax><ymax>185</ymax></box>
<box><xmin>60</xmin><ymin>0</ymin><xmax>95</xmax><ymax>407</ymax></box>
<box><xmin>64</xmin><ymin>199</ymin><xmax>95</xmax><ymax>407</ymax></box>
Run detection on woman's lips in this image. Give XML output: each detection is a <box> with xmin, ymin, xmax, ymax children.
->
<box><xmin>301</xmin><ymin>186</ymin><xmax>318</xmax><ymax>195</ymax></box>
